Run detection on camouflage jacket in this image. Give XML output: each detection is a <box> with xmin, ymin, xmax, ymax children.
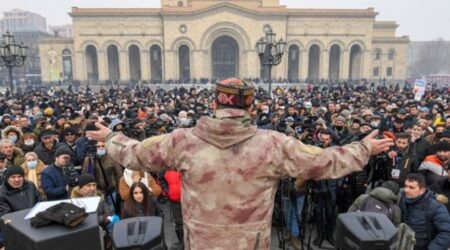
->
<box><xmin>105</xmin><ymin>108</ymin><xmax>372</xmax><ymax>249</ymax></box>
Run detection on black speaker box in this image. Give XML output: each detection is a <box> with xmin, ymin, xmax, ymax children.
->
<box><xmin>336</xmin><ymin>212</ymin><xmax>398</xmax><ymax>250</ymax></box>
<box><xmin>112</xmin><ymin>216</ymin><xmax>164</xmax><ymax>250</ymax></box>
<box><xmin>0</xmin><ymin>209</ymin><xmax>102</xmax><ymax>250</ymax></box>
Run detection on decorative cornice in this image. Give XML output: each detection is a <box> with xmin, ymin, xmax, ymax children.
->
<box><xmin>372</xmin><ymin>36</ymin><xmax>410</xmax><ymax>44</ymax></box>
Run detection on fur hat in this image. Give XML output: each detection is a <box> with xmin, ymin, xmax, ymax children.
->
<box><xmin>215</xmin><ymin>78</ymin><xmax>255</xmax><ymax>108</ymax></box>
<box><xmin>78</xmin><ymin>174</ymin><xmax>96</xmax><ymax>188</ymax></box>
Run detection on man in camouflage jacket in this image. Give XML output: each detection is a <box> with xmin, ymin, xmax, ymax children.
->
<box><xmin>87</xmin><ymin>78</ymin><xmax>393</xmax><ymax>250</ymax></box>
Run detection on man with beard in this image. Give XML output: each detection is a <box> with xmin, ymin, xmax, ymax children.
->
<box><xmin>418</xmin><ymin>141</ymin><xmax>450</xmax><ymax>194</ymax></box>
<box><xmin>386</xmin><ymin>133</ymin><xmax>418</xmax><ymax>187</ymax></box>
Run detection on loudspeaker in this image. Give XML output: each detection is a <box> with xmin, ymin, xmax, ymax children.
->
<box><xmin>112</xmin><ymin>216</ymin><xmax>164</xmax><ymax>250</ymax></box>
<box><xmin>336</xmin><ymin>212</ymin><xmax>398</xmax><ymax>250</ymax></box>
<box><xmin>1</xmin><ymin>209</ymin><xmax>102</xmax><ymax>250</ymax></box>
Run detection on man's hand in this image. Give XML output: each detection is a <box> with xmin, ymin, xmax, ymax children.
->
<box><xmin>362</xmin><ymin>129</ymin><xmax>394</xmax><ymax>156</ymax></box>
<box><xmin>86</xmin><ymin>122</ymin><xmax>112</xmax><ymax>142</ymax></box>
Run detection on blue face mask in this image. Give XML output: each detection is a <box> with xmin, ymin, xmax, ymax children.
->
<box><xmin>27</xmin><ymin>160</ymin><xmax>38</xmax><ymax>169</ymax></box>
<box><xmin>96</xmin><ymin>149</ymin><xmax>106</xmax><ymax>156</ymax></box>
<box><xmin>9</xmin><ymin>136</ymin><xmax>18</xmax><ymax>143</ymax></box>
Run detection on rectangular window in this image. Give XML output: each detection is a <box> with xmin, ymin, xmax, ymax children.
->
<box><xmin>373</xmin><ymin>67</ymin><xmax>379</xmax><ymax>77</ymax></box>
<box><xmin>387</xmin><ymin>67</ymin><xmax>393</xmax><ymax>77</ymax></box>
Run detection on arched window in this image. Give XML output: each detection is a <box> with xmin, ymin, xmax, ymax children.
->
<box><xmin>179</xmin><ymin>45</ymin><xmax>190</xmax><ymax>83</ymax></box>
<box><xmin>212</xmin><ymin>36</ymin><xmax>239</xmax><ymax>79</ymax></box>
<box><xmin>128</xmin><ymin>45</ymin><xmax>141</xmax><ymax>82</ymax></box>
<box><xmin>61</xmin><ymin>49</ymin><xmax>73</xmax><ymax>81</ymax></box>
<box><xmin>374</xmin><ymin>49</ymin><xmax>381</xmax><ymax>60</ymax></box>
<box><xmin>150</xmin><ymin>45</ymin><xmax>162</xmax><ymax>83</ymax></box>
<box><xmin>106</xmin><ymin>45</ymin><xmax>120</xmax><ymax>81</ymax></box>
<box><xmin>388</xmin><ymin>49</ymin><xmax>395</xmax><ymax>60</ymax></box>
<box><xmin>288</xmin><ymin>45</ymin><xmax>300</xmax><ymax>82</ymax></box>
<box><xmin>85</xmin><ymin>45</ymin><xmax>99</xmax><ymax>82</ymax></box>
<box><xmin>308</xmin><ymin>44</ymin><xmax>320</xmax><ymax>82</ymax></box>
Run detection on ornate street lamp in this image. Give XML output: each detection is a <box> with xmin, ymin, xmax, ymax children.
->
<box><xmin>255</xmin><ymin>27</ymin><xmax>286</xmax><ymax>95</ymax></box>
<box><xmin>0</xmin><ymin>31</ymin><xmax>27</xmax><ymax>96</ymax></box>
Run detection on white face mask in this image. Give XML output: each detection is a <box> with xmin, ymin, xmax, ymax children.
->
<box><xmin>371</xmin><ymin>121</ymin><xmax>380</xmax><ymax>128</ymax></box>
<box><xmin>27</xmin><ymin>160</ymin><xmax>38</xmax><ymax>169</ymax></box>
<box><xmin>96</xmin><ymin>149</ymin><xmax>106</xmax><ymax>156</ymax></box>
<box><xmin>24</xmin><ymin>139</ymin><xmax>35</xmax><ymax>146</ymax></box>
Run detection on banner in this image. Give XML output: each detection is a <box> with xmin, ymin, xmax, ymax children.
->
<box><xmin>413</xmin><ymin>79</ymin><xmax>426</xmax><ymax>101</ymax></box>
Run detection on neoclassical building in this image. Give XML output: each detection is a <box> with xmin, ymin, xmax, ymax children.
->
<box><xmin>39</xmin><ymin>0</ymin><xmax>409</xmax><ymax>84</ymax></box>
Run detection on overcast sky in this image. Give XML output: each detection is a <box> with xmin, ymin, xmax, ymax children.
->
<box><xmin>0</xmin><ymin>0</ymin><xmax>449</xmax><ymax>41</ymax></box>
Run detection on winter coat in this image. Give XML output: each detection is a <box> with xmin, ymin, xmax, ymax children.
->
<box><xmin>165</xmin><ymin>170</ymin><xmax>181</xmax><ymax>202</ymax></box>
<box><xmin>5</xmin><ymin>147</ymin><xmax>25</xmax><ymax>167</ymax></box>
<box><xmin>419</xmin><ymin>155</ymin><xmax>449</xmax><ymax>194</ymax></box>
<box><xmin>399</xmin><ymin>189</ymin><xmax>450</xmax><ymax>250</ymax></box>
<box><xmin>81</xmin><ymin>154</ymin><xmax>123</xmax><ymax>195</ymax></box>
<box><xmin>0</xmin><ymin>180</ymin><xmax>39</xmax><ymax>217</ymax></box>
<box><xmin>348</xmin><ymin>186</ymin><xmax>401</xmax><ymax>226</ymax></box>
<box><xmin>34</xmin><ymin>142</ymin><xmax>72</xmax><ymax>165</ymax></box>
<box><xmin>71</xmin><ymin>187</ymin><xmax>112</xmax><ymax>228</ymax></box>
<box><xmin>1</xmin><ymin>125</ymin><xmax>23</xmax><ymax>147</ymax></box>
<box><xmin>20</xmin><ymin>159</ymin><xmax>47</xmax><ymax>198</ymax></box>
<box><xmin>387</xmin><ymin>148</ymin><xmax>419</xmax><ymax>187</ymax></box>
<box><xmin>105</xmin><ymin>108</ymin><xmax>373</xmax><ymax>250</ymax></box>
<box><xmin>40</xmin><ymin>163</ymin><xmax>69</xmax><ymax>200</ymax></box>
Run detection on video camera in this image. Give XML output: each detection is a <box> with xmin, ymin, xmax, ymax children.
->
<box><xmin>62</xmin><ymin>165</ymin><xmax>82</xmax><ymax>187</ymax></box>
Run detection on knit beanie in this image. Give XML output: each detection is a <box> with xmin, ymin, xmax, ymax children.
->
<box><xmin>78</xmin><ymin>174</ymin><xmax>96</xmax><ymax>188</ymax></box>
<box><xmin>4</xmin><ymin>165</ymin><xmax>25</xmax><ymax>180</ymax></box>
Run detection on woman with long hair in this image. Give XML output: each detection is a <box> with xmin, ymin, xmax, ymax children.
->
<box><xmin>121</xmin><ymin>181</ymin><xmax>156</xmax><ymax>219</ymax></box>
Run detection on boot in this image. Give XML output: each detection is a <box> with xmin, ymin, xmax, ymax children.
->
<box><xmin>175</xmin><ymin>228</ymin><xmax>184</xmax><ymax>246</ymax></box>
<box><xmin>313</xmin><ymin>236</ymin><xmax>322</xmax><ymax>247</ymax></box>
<box><xmin>326</xmin><ymin>236</ymin><xmax>336</xmax><ymax>246</ymax></box>
<box><xmin>290</xmin><ymin>237</ymin><xmax>303</xmax><ymax>250</ymax></box>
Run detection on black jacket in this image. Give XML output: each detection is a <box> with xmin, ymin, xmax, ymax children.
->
<box><xmin>0</xmin><ymin>180</ymin><xmax>39</xmax><ymax>217</ymax></box>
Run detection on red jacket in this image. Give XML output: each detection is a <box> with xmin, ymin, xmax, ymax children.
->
<box><xmin>165</xmin><ymin>170</ymin><xmax>181</xmax><ymax>202</ymax></box>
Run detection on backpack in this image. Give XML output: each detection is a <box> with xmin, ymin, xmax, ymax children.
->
<box><xmin>359</xmin><ymin>195</ymin><xmax>394</xmax><ymax>221</ymax></box>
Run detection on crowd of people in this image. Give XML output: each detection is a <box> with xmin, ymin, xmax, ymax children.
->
<box><xmin>0</xmin><ymin>78</ymin><xmax>448</xmax><ymax>249</ymax></box>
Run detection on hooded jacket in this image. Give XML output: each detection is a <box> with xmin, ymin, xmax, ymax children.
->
<box><xmin>105</xmin><ymin>108</ymin><xmax>372</xmax><ymax>249</ymax></box>
<box><xmin>347</xmin><ymin>186</ymin><xmax>401</xmax><ymax>226</ymax></box>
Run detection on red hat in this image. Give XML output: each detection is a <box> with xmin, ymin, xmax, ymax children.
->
<box><xmin>215</xmin><ymin>78</ymin><xmax>255</xmax><ymax>108</ymax></box>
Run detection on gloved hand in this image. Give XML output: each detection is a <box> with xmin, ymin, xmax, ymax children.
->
<box><xmin>107</xmin><ymin>215</ymin><xmax>120</xmax><ymax>225</ymax></box>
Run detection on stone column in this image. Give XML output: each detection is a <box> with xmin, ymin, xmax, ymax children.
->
<box><xmin>74</xmin><ymin>50</ymin><xmax>85</xmax><ymax>81</ymax></box>
<box><xmin>341</xmin><ymin>49</ymin><xmax>350</xmax><ymax>80</ymax></box>
<box><xmin>119</xmin><ymin>50</ymin><xmax>129</xmax><ymax>82</ymax></box>
<box><xmin>321</xmin><ymin>49</ymin><xmax>329</xmax><ymax>80</ymax></box>
<box><xmin>301</xmin><ymin>50</ymin><xmax>309</xmax><ymax>81</ymax></box>
<box><xmin>141</xmin><ymin>50</ymin><xmax>150</xmax><ymax>80</ymax></box>
<box><xmin>97</xmin><ymin>50</ymin><xmax>107</xmax><ymax>82</ymax></box>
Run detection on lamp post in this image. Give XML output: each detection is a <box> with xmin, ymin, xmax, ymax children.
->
<box><xmin>255</xmin><ymin>27</ymin><xmax>286</xmax><ymax>96</ymax></box>
<box><xmin>0</xmin><ymin>31</ymin><xmax>27</xmax><ymax>96</ymax></box>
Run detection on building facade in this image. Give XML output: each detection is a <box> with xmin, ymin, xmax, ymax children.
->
<box><xmin>49</xmin><ymin>24</ymin><xmax>74</xmax><ymax>38</ymax></box>
<box><xmin>38</xmin><ymin>0</ymin><xmax>409</xmax><ymax>85</ymax></box>
<box><xmin>1</xmin><ymin>9</ymin><xmax>47</xmax><ymax>34</ymax></box>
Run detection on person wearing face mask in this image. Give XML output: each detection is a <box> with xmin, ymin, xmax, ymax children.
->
<box><xmin>1</xmin><ymin>125</ymin><xmax>23</xmax><ymax>148</ymax></box>
<box><xmin>20</xmin><ymin>152</ymin><xmax>47</xmax><ymax>199</ymax></box>
<box><xmin>81</xmin><ymin>141</ymin><xmax>123</xmax><ymax>214</ymax></box>
<box><xmin>20</xmin><ymin>130</ymin><xmax>37</xmax><ymax>154</ymax></box>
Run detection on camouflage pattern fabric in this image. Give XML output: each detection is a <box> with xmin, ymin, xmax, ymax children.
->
<box><xmin>105</xmin><ymin>108</ymin><xmax>372</xmax><ymax>249</ymax></box>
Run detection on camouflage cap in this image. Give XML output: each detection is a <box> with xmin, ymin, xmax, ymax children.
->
<box><xmin>215</xmin><ymin>78</ymin><xmax>255</xmax><ymax>109</ymax></box>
